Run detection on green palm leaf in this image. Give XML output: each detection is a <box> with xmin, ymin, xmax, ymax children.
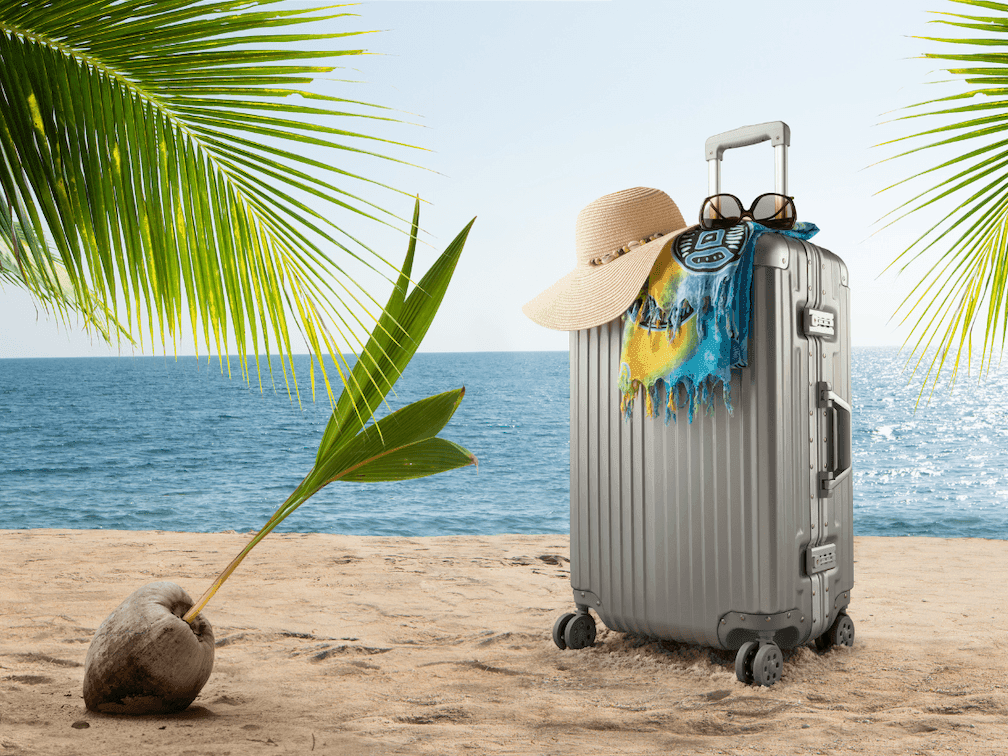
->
<box><xmin>317</xmin><ymin>199</ymin><xmax>473</xmax><ymax>461</ymax></box>
<box><xmin>876</xmin><ymin>0</ymin><xmax>1008</xmax><ymax>398</ymax></box>
<box><xmin>0</xmin><ymin>0</ymin><xmax>420</xmax><ymax>399</ymax></box>
<box><xmin>1</xmin><ymin>215</ymin><xmax>130</xmax><ymax>342</ymax></box>
<box><xmin>311</xmin><ymin>388</ymin><xmax>472</xmax><ymax>488</ymax></box>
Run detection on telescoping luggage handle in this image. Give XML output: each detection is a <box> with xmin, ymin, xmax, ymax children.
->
<box><xmin>705</xmin><ymin>121</ymin><xmax>790</xmax><ymax>196</ymax></box>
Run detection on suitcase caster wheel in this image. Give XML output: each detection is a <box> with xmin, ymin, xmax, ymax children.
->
<box><xmin>829</xmin><ymin>612</ymin><xmax>855</xmax><ymax>648</ymax></box>
<box><xmin>552</xmin><ymin>612</ymin><xmax>576</xmax><ymax>650</ymax></box>
<box><xmin>563</xmin><ymin>612</ymin><xmax>596</xmax><ymax>650</ymax></box>
<box><xmin>752</xmin><ymin>643</ymin><xmax>783</xmax><ymax>686</ymax></box>
<box><xmin>816</xmin><ymin>611</ymin><xmax>855</xmax><ymax>653</ymax></box>
<box><xmin>735</xmin><ymin>641</ymin><xmax>759</xmax><ymax>684</ymax></box>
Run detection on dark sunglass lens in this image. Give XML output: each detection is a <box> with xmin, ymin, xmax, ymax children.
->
<box><xmin>718</xmin><ymin>194</ymin><xmax>743</xmax><ymax>219</ymax></box>
<box><xmin>701</xmin><ymin>195</ymin><xmax>742</xmax><ymax>228</ymax></box>
<box><xmin>752</xmin><ymin>194</ymin><xmax>795</xmax><ymax>229</ymax></box>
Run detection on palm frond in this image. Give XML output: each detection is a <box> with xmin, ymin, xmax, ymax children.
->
<box><xmin>1</xmin><ymin>215</ymin><xmax>131</xmax><ymax>342</ymax></box>
<box><xmin>876</xmin><ymin>0</ymin><xmax>1008</xmax><ymax>395</ymax></box>
<box><xmin>0</xmin><ymin>0</ymin><xmax>421</xmax><ymax>400</ymax></box>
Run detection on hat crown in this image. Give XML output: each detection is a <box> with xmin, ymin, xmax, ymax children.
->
<box><xmin>575</xmin><ymin>187</ymin><xmax>685</xmax><ymax>267</ymax></box>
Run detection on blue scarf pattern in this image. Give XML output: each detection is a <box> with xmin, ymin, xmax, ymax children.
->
<box><xmin>619</xmin><ymin>221</ymin><xmax>819</xmax><ymax>422</ymax></box>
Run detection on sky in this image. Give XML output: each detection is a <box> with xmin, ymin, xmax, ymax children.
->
<box><xmin>0</xmin><ymin>1</ymin><xmax>964</xmax><ymax>359</ymax></box>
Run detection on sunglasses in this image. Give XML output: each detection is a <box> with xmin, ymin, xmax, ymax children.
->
<box><xmin>699</xmin><ymin>193</ymin><xmax>796</xmax><ymax>231</ymax></box>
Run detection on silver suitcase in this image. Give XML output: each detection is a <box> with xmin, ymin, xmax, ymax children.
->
<box><xmin>553</xmin><ymin>122</ymin><xmax>855</xmax><ymax>686</ymax></box>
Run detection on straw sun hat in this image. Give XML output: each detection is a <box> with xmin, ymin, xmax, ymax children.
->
<box><xmin>522</xmin><ymin>187</ymin><xmax>696</xmax><ymax>331</ymax></box>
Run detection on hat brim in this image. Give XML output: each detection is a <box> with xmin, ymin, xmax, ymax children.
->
<box><xmin>522</xmin><ymin>223</ymin><xmax>697</xmax><ymax>331</ymax></box>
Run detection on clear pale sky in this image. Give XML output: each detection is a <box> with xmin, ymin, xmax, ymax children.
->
<box><xmin>0</xmin><ymin>1</ymin><xmax>955</xmax><ymax>359</ymax></box>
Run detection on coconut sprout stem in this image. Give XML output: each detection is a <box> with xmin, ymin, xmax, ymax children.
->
<box><xmin>182</xmin><ymin>478</ymin><xmax>319</xmax><ymax>624</ymax></box>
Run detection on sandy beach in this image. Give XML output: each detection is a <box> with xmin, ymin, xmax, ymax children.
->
<box><xmin>1</xmin><ymin>530</ymin><xmax>1007</xmax><ymax>755</ymax></box>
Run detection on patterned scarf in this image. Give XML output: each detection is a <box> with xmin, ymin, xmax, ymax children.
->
<box><xmin>618</xmin><ymin>221</ymin><xmax>819</xmax><ymax>422</ymax></box>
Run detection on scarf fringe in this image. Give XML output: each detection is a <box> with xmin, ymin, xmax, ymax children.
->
<box><xmin>619</xmin><ymin>373</ymin><xmax>735</xmax><ymax>425</ymax></box>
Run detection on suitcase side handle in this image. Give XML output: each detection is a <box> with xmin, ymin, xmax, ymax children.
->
<box><xmin>819</xmin><ymin>385</ymin><xmax>852</xmax><ymax>496</ymax></box>
<box><xmin>705</xmin><ymin>121</ymin><xmax>790</xmax><ymax>197</ymax></box>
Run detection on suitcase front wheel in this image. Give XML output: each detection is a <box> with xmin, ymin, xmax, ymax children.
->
<box><xmin>553</xmin><ymin>611</ymin><xmax>596</xmax><ymax>650</ymax></box>
<box><xmin>735</xmin><ymin>641</ymin><xmax>783</xmax><ymax>686</ymax></box>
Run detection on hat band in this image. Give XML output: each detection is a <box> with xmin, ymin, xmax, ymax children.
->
<box><xmin>589</xmin><ymin>231</ymin><xmax>666</xmax><ymax>267</ymax></box>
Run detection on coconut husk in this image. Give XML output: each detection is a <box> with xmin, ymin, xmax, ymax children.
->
<box><xmin>83</xmin><ymin>581</ymin><xmax>214</xmax><ymax>714</ymax></box>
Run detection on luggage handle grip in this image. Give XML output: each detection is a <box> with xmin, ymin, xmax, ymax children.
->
<box><xmin>705</xmin><ymin>121</ymin><xmax>790</xmax><ymax>161</ymax></box>
<box><xmin>705</xmin><ymin>121</ymin><xmax>790</xmax><ymax>196</ymax></box>
<box><xmin>819</xmin><ymin>385</ymin><xmax>851</xmax><ymax>496</ymax></box>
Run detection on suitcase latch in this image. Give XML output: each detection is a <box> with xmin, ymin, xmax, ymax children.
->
<box><xmin>804</xmin><ymin>308</ymin><xmax>835</xmax><ymax>337</ymax></box>
<box><xmin>806</xmin><ymin>543</ymin><xmax>837</xmax><ymax>575</ymax></box>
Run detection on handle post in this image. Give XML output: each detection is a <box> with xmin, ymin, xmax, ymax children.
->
<box><xmin>708</xmin><ymin>160</ymin><xmax>720</xmax><ymax>196</ymax></box>
<box><xmin>774</xmin><ymin>144</ymin><xmax>787</xmax><ymax>196</ymax></box>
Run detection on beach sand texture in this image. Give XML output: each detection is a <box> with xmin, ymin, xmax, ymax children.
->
<box><xmin>1</xmin><ymin>530</ymin><xmax>1006</xmax><ymax>755</ymax></box>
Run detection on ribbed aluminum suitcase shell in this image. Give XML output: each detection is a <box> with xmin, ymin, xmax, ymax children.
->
<box><xmin>568</xmin><ymin>232</ymin><xmax>853</xmax><ymax>650</ymax></box>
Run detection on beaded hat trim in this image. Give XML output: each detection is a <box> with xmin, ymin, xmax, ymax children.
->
<box><xmin>590</xmin><ymin>232</ymin><xmax>666</xmax><ymax>267</ymax></box>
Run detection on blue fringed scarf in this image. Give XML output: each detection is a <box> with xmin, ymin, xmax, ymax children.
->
<box><xmin>618</xmin><ymin>221</ymin><xmax>819</xmax><ymax>422</ymax></box>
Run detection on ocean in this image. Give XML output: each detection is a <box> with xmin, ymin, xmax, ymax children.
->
<box><xmin>1</xmin><ymin>349</ymin><xmax>1006</xmax><ymax>539</ymax></box>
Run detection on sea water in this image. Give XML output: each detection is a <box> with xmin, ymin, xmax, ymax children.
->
<box><xmin>1</xmin><ymin>349</ymin><xmax>1006</xmax><ymax>539</ymax></box>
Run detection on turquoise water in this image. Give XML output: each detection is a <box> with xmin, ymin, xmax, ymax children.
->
<box><xmin>852</xmin><ymin>348</ymin><xmax>1008</xmax><ymax>539</ymax></box>
<box><xmin>1</xmin><ymin>349</ymin><xmax>1007</xmax><ymax>538</ymax></box>
<box><xmin>0</xmin><ymin>353</ymin><xmax>569</xmax><ymax>535</ymax></box>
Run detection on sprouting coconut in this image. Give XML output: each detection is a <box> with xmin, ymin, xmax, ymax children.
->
<box><xmin>84</xmin><ymin>203</ymin><xmax>477</xmax><ymax>714</ymax></box>
<box><xmin>84</xmin><ymin>583</ymin><xmax>214</xmax><ymax>714</ymax></box>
